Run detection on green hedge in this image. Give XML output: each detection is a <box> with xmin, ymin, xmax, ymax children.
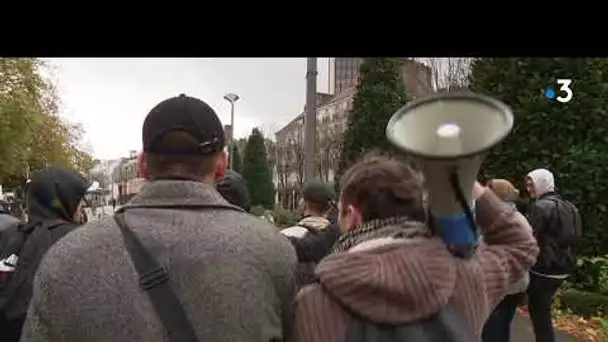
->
<box><xmin>569</xmin><ymin>256</ymin><xmax>608</xmax><ymax>296</ymax></box>
<box><xmin>469</xmin><ymin>58</ymin><xmax>608</xmax><ymax>257</ymax></box>
<box><xmin>554</xmin><ymin>256</ymin><xmax>608</xmax><ymax>318</ymax></box>
<box><xmin>557</xmin><ymin>289</ymin><xmax>608</xmax><ymax>318</ymax></box>
<box><xmin>271</xmin><ymin>206</ymin><xmax>300</xmax><ymax>228</ymax></box>
<box><xmin>251</xmin><ymin>205</ymin><xmax>300</xmax><ymax>228</ymax></box>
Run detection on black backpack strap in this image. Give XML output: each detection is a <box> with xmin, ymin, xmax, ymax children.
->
<box><xmin>114</xmin><ymin>212</ymin><xmax>199</xmax><ymax>342</ymax></box>
<box><xmin>346</xmin><ymin>307</ymin><xmax>475</xmax><ymax>342</ymax></box>
<box><xmin>3</xmin><ymin>220</ymin><xmax>40</xmax><ymax>257</ymax></box>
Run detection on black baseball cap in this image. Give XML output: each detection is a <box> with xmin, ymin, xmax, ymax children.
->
<box><xmin>302</xmin><ymin>181</ymin><xmax>335</xmax><ymax>205</ymax></box>
<box><xmin>142</xmin><ymin>94</ymin><xmax>225</xmax><ymax>155</ymax></box>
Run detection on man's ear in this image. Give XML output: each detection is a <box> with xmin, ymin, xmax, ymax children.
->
<box><xmin>137</xmin><ymin>152</ymin><xmax>151</xmax><ymax>180</ymax></box>
<box><xmin>213</xmin><ymin>151</ymin><xmax>228</xmax><ymax>181</ymax></box>
<box><xmin>348</xmin><ymin>204</ymin><xmax>364</xmax><ymax>227</ymax></box>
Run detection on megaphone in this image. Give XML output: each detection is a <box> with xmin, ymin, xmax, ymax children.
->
<box><xmin>386</xmin><ymin>92</ymin><xmax>514</xmax><ymax>247</ymax></box>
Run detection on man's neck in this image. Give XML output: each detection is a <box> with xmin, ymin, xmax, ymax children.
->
<box><xmin>303</xmin><ymin>210</ymin><xmax>324</xmax><ymax>218</ymax></box>
<box><xmin>151</xmin><ymin>174</ymin><xmax>213</xmax><ymax>185</ymax></box>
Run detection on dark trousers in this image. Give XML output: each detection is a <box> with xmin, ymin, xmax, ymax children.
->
<box><xmin>527</xmin><ymin>273</ymin><xmax>564</xmax><ymax>342</ymax></box>
<box><xmin>482</xmin><ymin>292</ymin><xmax>523</xmax><ymax>342</ymax></box>
<box><xmin>0</xmin><ymin>313</ymin><xmax>26</xmax><ymax>342</ymax></box>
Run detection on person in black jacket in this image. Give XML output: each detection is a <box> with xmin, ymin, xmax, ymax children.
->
<box><xmin>0</xmin><ymin>166</ymin><xmax>89</xmax><ymax>342</ymax></box>
<box><xmin>216</xmin><ymin>170</ymin><xmax>251</xmax><ymax>212</ymax></box>
<box><xmin>525</xmin><ymin>168</ymin><xmax>580</xmax><ymax>342</ymax></box>
<box><xmin>287</xmin><ymin>221</ymin><xmax>340</xmax><ymax>263</ymax></box>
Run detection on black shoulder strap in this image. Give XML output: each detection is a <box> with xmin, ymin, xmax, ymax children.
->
<box><xmin>114</xmin><ymin>212</ymin><xmax>199</xmax><ymax>342</ymax></box>
<box><xmin>5</xmin><ymin>221</ymin><xmax>38</xmax><ymax>257</ymax></box>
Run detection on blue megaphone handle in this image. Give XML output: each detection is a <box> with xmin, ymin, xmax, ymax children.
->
<box><xmin>434</xmin><ymin>201</ymin><xmax>478</xmax><ymax>245</ymax></box>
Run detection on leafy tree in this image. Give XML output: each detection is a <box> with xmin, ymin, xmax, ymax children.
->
<box><xmin>469</xmin><ymin>57</ymin><xmax>608</xmax><ymax>256</ymax></box>
<box><xmin>0</xmin><ymin>58</ymin><xmax>45</xmax><ymax>183</ymax></box>
<box><xmin>0</xmin><ymin>58</ymin><xmax>93</xmax><ymax>187</ymax></box>
<box><xmin>231</xmin><ymin>144</ymin><xmax>242</xmax><ymax>174</ymax></box>
<box><xmin>335</xmin><ymin>58</ymin><xmax>408</xmax><ymax>187</ymax></box>
<box><xmin>242</xmin><ymin>128</ymin><xmax>275</xmax><ymax>208</ymax></box>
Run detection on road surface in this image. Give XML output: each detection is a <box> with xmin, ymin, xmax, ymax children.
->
<box><xmin>511</xmin><ymin>315</ymin><xmax>583</xmax><ymax>342</ymax></box>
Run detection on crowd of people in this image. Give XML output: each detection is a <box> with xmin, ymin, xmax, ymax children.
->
<box><xmin>0</xmin><ymin>94</ymin><xmax>582</xmax><ymax>342</ymax></box>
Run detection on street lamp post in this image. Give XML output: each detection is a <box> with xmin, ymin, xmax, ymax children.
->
<box><xmin>304</xmin><ymin>57</ymin><xmax>318</xmax><ymax>182</ymax></box>
<box><xmin>223</xmin><ymin>93</ymin><xmax>240</xmax><ymax>170</ymax></box>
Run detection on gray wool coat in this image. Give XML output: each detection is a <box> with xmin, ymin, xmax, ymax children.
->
<box><xmin>20</xmin><ymin>180</ymin><xmax>297</xmax><ymax>342</ymax></box>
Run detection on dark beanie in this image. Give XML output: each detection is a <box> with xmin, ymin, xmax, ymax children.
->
<box><xmin>216</xmin><ymin>170</ymin><xmax>251</xmax><ymax>212</ymax></box>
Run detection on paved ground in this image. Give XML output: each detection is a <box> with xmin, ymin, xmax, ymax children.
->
<box><xmin>511</xmin><ymin>315</ymin><xmax>583</xmax><ymax>342</ymax></box>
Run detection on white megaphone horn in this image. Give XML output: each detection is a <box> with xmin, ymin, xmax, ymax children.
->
<box><xmin>386</xmin><ymin>92</ymin><xmax>514</xmax><ymax>249</ymax></box>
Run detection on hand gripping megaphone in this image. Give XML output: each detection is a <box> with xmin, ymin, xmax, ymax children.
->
<box><xmin>386</xmin><ymin>92</ymin><xmax>514</xmax><ymax>249</ymax></box>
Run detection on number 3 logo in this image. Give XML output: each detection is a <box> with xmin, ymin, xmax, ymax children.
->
<box><xmin>556</xmin><ymin>79</ymin><xmax>573</xmax><ymax>103</ymax></box>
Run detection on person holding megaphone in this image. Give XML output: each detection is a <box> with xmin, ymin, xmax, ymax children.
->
<box><xmin>290</xmin><ymin>92</ymin><xmax>539</xmax><ymax>342</ymax></box>
<box><xmin>290</xmin><ymin>154</ymin><xmax>539</xmax><ymax>342</ymax></box>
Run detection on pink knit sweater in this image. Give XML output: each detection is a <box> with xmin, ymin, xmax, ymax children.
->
<box><xmin>290</xmin><ymin>190</ymin><xmax>539</xmax><ymax>342</ymax></box>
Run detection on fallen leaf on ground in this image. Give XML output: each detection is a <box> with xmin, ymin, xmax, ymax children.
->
<box><xmin>517</xmin><ymin>306</ymin><xmax>606</xmax><ymax>342</ymax></box>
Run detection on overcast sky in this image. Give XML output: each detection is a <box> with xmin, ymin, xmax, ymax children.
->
<box><xmin>45</xmin><ymin>58</ymin><xmax>333</xmax><ymax>160</ymax></box>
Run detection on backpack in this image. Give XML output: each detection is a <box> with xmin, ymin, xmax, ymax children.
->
<box><xmin>536</xmin><ymin>197</ymin><xmax>582</xmax><ymax>274</ymax></box>
<box><xmin>546</xmin><ymin>198</ymin><xmax>582</xmax><ymax>246</ymax></box>
<box><xmin>0</xmin><ymin>219</ymin><xmax>72</xmax><ymax>315</ymax></box>
<box><xmin>0</xmin><ymin>222</ymin><xmax>36</xmax><ymax>292</ymax></box>
<box><xmin>294</xmin><ymin>222</ymin><xmax>330</xmax><ymax>288</ymax></box>
<box><xmin>346</xmin><ymin>307</ymin><xmax>475</xmax><ymax>342</ymax></box>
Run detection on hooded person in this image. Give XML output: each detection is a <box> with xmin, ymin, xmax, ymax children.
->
<box><xmin>0</xmin><ymin>166</ymin><xmax>89</xmax><ymax>342</ymax></box>
<box><xmin>216</xmin><ymin>169</ymin><xmax>251</xmax><ymax>212</ymax></box>
<box><xmin>525</xmin><ymin>168</ymin><xmax>582</xmax><ymax>342</ymax></box>
<box><xmin>290</xmin><ymin>155</ymin><xmax>538</xmax><ymax>342</ymax></box>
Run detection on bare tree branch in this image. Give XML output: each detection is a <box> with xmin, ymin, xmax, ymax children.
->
<box><xmin>414</xmin><ymin>58</ymin><xmax>473</xmax><ymax>92</ymax></box>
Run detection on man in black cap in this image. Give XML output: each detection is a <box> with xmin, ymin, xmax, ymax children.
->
<box><xmin>20</xmin><ymin>94</ymin><xmax>297</xmax><ymax>342</ymax></box>
<box><xmin>281</xmin><ymin>182</ymin><xmax>334</xmax><ymax>239</ymax></box>
<box><xmin>281</xmin><ymin>181</ymin><xmax>334</xmax><ymax>288</ymax></box>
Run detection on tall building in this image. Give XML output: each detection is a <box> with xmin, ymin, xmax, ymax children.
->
<box><xmin>274</xmin><ymin>89</ymin><xmax>356</xmax><ymax>209</ymax></box>
<box><xmin>333</xmin><ymin>58</ymin><xmax>433</xmax><ymax>99</ymax></box>
<box><xmin>334</xmin><ymin>58</ymin><xmax>364</xmax><ymax>94</ymax></box>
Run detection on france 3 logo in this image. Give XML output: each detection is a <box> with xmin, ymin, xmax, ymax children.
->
<box><xmin>544</xmin><ymin>79</ymin><xmax>573</xmax><ymax>103</ymax></box>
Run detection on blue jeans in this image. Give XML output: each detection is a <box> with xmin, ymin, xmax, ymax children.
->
<box><xmin>482</xmin><ymin>293</ymin><xmax>523</xmax><ymax>342</ymax></box>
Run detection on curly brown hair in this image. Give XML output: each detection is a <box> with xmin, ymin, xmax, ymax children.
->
<box><xmin>339</xmin><ymin>153</ymin><xmax>426</xmax><ymax>223</ymax></box>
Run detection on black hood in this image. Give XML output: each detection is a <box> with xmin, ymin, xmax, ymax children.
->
<box><xmin>26</xmin><ymin>166</ymin><xmax>90</xmax><ymax>223</ymax></box>
<box><xmin>216</xmin><ymin>170</ymin><xmax>251</xmax><ymax>212</ymax></box>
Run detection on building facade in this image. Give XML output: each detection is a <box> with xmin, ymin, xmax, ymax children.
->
<box><xmin>275</xmin><ymin>59</ymin><xmax>433</xmax><ymax>210</ymax></box>
<box><xmin>275</xmin><ymin>89</ymin><xmax>356</xmax><ymax>210</ymax></box>
<box><xmin>224</xmin><ymin>125</ymin><xmax>233</xmax><ymax>144</ymax></box>
<box><xmin>334</xmin><ymin>58</ymin><xmax>363</xmax><ymax>94</ymax></box>
<box><xmin>110</xmin><ymin>150</ymin><xmax>144</xmax><ymax>204</ymax></box>
<box><xmin>333</xmin><ymin>58</ymin><xmax>433</xmax><ymax>99</ymax></box>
